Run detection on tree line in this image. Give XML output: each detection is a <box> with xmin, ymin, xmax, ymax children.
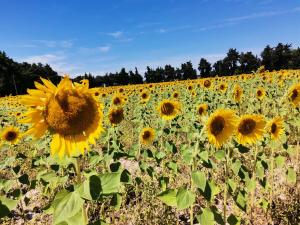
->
<box><xmin>1</xmin><ymin>43</ymin><xmax>300</xmax><ymax>96</ymax></box>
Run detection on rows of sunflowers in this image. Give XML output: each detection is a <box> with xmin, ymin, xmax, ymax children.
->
<box><xmin>0</xmin><ymin>69</ymin><xmax>299</xmax><ymax>225</ymax></box>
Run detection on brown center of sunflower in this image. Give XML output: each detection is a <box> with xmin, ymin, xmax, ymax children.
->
<box><xmin>238</xmin><ymin>119</ymin><xmax>256</xmax><ymax>135</ymax></box>
<box><xmin>220</xmin><ymin>84</ymin><xmax>225</xmax><ymax>90</ymax></box>
<box><xmin>142</xmin><ymin>130</ymin><xmax>151</xmax><ymax>140</ymax></box>
<box><xmin>198</xmin><ymin>107</ymin><xmax>204</xmax><ymax>115</ymax></box>
<box><xmin>5</xmin><ymin>131</ymin><xmax>17</xmax><ymax>141</ymax></box>
<box><xmin>161</xmin><ymin>102</ymin><xmax>175</xmax><ymax>115</ymax></box>
<box><xmin>204</xmin><ymin>80</ymin><xmax>211</xmax><ymax>88</ymax></box>
<box><xmin>271</xmin><ymin>123</ymin><xmax>277</xmax><ymax>134</ymax></box>
<box><xmin>173</xmin><ymin>93</ymin><xmax>178</xmax><ymax>98</ymax></box>
<box><xmin>109</xmin><ymin>108</ymin><xmax>124</xmax><ymax>125</ymax></box>
<box><xmin>257</xmin><ymin>90</ymin><xmax>262</xmax><ymax>97</ymax></box>
<box><xmin>291</xmin><ymin>89</ymin><xmax>298</xmax><ymax>100</ymax></box>
<box><xmin>113</xmin><ymin>97</ymin><xmax>121</xmax><ymax>105</ymax></box>
<box><xmin>188</xmin><ymin>86</ymin><xmax>192</xmax><ymax>90</ymax></box>
<box><xmin>94</xmin><ymin>92</ymin><xmax>99</xmax><ymax>96</ymax></box>
<box><xmin>45</xmin><ymin>89</ymin><xmax>98</xmax><ymax>136</ymax></box>
<box><xmin>142</xmin><ymin>93</ymin><xmax>148</xmax><ymax>99</ymax></box>
<box><xmin>210</xmin><ymin>116</ymin><xmax>225</xmax><ymax>136</ymax></box>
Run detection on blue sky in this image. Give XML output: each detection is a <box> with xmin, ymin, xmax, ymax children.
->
<box><xmin>1</xmin><ymin>0</ymin><xmax>300</xmax><ymax>77</ymax></box>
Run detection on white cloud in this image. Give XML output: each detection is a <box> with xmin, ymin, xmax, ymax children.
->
<box><xmin>19</xmin><ymin>53</ymin><xmax>81</xmax><ymax>76</ymax></box>
<box><xmin>34</xmin><ymin>40</ymin><xmax>74</xmax><ymax>48</ymax></box>
<box><xmin>105</xmin><ymin>31</ymin><xmax>123</xmax><ymax>38</ymax></box>
<box><xmin>226</xmin><ymin>7</ymin><xmax>300</xmax><ymax>22</ymax></box>
<box><xmin>98</xmin><ymin>46</ymin><xmax>111</xmax><ymax>53</ymax></box>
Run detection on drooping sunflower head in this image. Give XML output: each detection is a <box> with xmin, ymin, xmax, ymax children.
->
<box><xmin>197</xmin><ymin>104</ymin><xmax>208</xmax><ymax>117</ymax></box>
<box><xmin>236</xmin><ymin>114</ymin><xmax>266</xmax><ymax>145</ymax></box>
<box><xmin>256</xmin><ymin>88</ymin><xmax>266</xmax><ymax>100</ymax></box>
<box><xmin>157</xmin><ymin>99</ymin><xmax>181</xmax><ymax>120</ymax></box>
<box><xmin>267</xmin><ymin>117</ymin><xmax>284</xmax><ymax>140</ymax></box>
<box><xmin>140</xmin><ymin>127</ymin><xmax>155</xmax><ymax>145</ymax></box>
<box><xmin>0</xmin><ymin>126</ymin><xmax>21</xmax><ymax>145</ymax></box>
<box><xmin>288</xmin><ymin>83</ymin><xmax>300</xmax><ymax>107</ymax></box>
<box><xmin>21</xmin><ymin>77</ymin><xmax>104</xmax><ymax>158</ymax></box>
<box><xmin>206</xmin><ymin>109</ymin><xmax>238</xmax><ymax>148</ymax></box>
<box><xmin>233</xmin><ymin>84</ymin><xmax>243</xmax><ymax>103</ymax></box>
<box><xmin>108</xmin><ymin>107</ymin><xmax>124</xmax><ymax>125</ymax></box>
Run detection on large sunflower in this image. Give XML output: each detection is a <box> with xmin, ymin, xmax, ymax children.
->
<box><xmin>236</xmin><ymin>115</ymin><xmax>266</xmax><ymax>145</ymax></box>
<box><xmin>206</xmin><ymin>109</ymin><xmax>238</xmax><ymax>148</ymax></box>
<box><xmin>157</xmin><ymin>99</ymin><xmax>181</xmax><ymax>120</ymax></box>
<box><xmin>0</xmin><ymin>126</ymin><xmax>21</xmax><ymax>146</ymax></box>
<box><xmin>140</xmin><ymin>127</ymin><xmax>155</xmax><ymax>145</ymax></box>
<box><xmin>267</xmin><ymin>117</ymin><xmax>284</xmax><ymax>140</ymax></box>
<box><xmin>140</xmin><ymin>91</ymin><xmax>150</xmax><ymax>103</ymax></box>
<box><xmin>288</xmin><ymin>83</ymin><xmax>300</xmax><ymax>107</ymax></box>
<box><xmin>20</xmin><ymin>77</ymin><xmax>104</xmax><ymax>158</ymax></box>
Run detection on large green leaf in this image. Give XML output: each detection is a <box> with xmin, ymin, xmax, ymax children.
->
<box><xmin>196</xmin><ymin>208</ymin><xmax>215</xmax><ymax>225</ymax></box>
<box><xmin>157</xmin><ymin>189</ymin><xmax>177</xmax><ymax>207</ymax></box>
<box><xmin>0</xmin><ymin>196</ymin><xmax>18</xmax><ymax>218</ymax></box>
<box><xmin>53</xmin><ymin>191</ymin><xmax>84</xmax><ymax>225</ymax></box>
<box><xmin>192</xmin><ymin>171</ymin><xmax>206</xmax><ymax>192</ymax></box>
<box><xmin>287</xmin><ymin>167</ymin><xmax>296</xmax><ymax>184</ymax></box>
<box><xmin>99</xmin><ymin>172</ymin><xmax>121</xmax><ymax>194</ymax></box>
<box><xmin>176</xmin><ymin>187</ymin><xmax>195</xmax><ymax>210</ymax></box>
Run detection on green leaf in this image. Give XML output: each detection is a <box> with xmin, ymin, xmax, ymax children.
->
<box><xmin>182</xmin><ymin>148</ymin><xmax>193</xmax><ymax>165</ymax></box>
<box><xmin>99</xmin><ymin>172</ymin><xmax>121</xmax><ymax>194</ymax></box>
<box><xmin>227</xmin><ymin>214</ymin><xmax>241</xmax><ymax>225</ymax></box>
<box><xmin>231</xmin><ymin>160</ymin><xmax>241</xmax><ymax>176</ymax></box>
<box><xmin>209</xmin><ymin>181</ymin><xmax>221</xmax><ymax>200</ymax></box>
<box><xmin>176</xmin><ymin>187</ymin><xmax>195</xmax><ymax>210</ymax></box>
<box><xmin>235</xmin><ymin>191</ymin><xmax>246</xmax><ymax>211</ymax></box>
<box><xmin>192</xmin><ymin>171</ymin><xmax>206</xmax><ymax>192</ymax></box>
<box><xmin>111</xmin><ymin>194</ymin><xmax>122</xmax><ymax>210</ymax></box>
<box><xmin>228</xmin><ymin>179</ymin><xmax>237</xmax><ymax>193</ymax></box>
<box><xmin>199</xmin><ymin>150</ymin><xmax>209</xmax><ymax>162</ymax></box>
<box><xmin>157</xmin><ymin>189</ymin><xmax>177</xmax><ymax>207</ymax></box>
<box><xmin>287</xmin><ymin>167</ymin><xmax>296</xmax><ymax>184</ymax></box>
<box><xmin>275</xmin><ymin>156</ymin><xmax>285</xmax><ymax>168</ymax></box>
<box><xmin>196</xmin><ymin>208</ymin><xmax>215</xmax><ymax>225</ymax></box>
<box><xmin>0</xmin><ymin>196</ymin><xmax>18</xmax><ymax>218</ymax></box>
<box><xmin>53</xmin><ymin>191</ymin><xmax>84</xmax><ymax>225</ymax></box>
<box><xmin>215</xmin><ymin>150</ymin><xmax>225</xmax><ymax>161</ymax></box>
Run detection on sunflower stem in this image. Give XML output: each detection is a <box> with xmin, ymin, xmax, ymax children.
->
<box><xmin>75</xmin><ymin>157</ymin><xmax>82</xmax><ymax>184</ymax></box>
<box><xmin>249</xmin><ymin>146</ymin><xmax>258</xmax><ymax>223</ymax></box>
<box><xmin>269</xmin><ymin>145</ymin><xmax>275</xmax><ymax>224</ymax></box>
<box><xmin>223</xmin><ymin>147</ymin><xmax>229</xmax><ymax>225</ymax></box>
<box><xmin>190</xmin><ymin>157</ymin><xmax>195</xmax><ymax>225</ymax></box>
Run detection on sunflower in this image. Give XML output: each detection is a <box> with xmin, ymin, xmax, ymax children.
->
<box><xmin>267</xmin><ymin>117</ymin><xmax>284</xmax><ymax>140</ymax></box>
<box><xmin>140</xmin><ymin>127</ymin><xmax>155</xmax><ymax>145</ymax></box>
<box><xmin>140</xmin><ymin>91</ymin><xmax>150</xmax><ymax>103</ymax></box>
<box><xmin>157</xmin><ymin>99</ymin><xmax>181</xmax><ymax>120</ymax></box>
<box><xmin>191</xmin><ymin>91</ymin><xmax>196</xmax><ymax>97</ymax></box>
<box><xmin>0</xmin><ymin>126</ymin><xmax>21</xmax><ymax>146</ymax></box>
<box><xmin>197</xmin><ymin>104</ymin><xmax>208</xmax><ymax>117</ymax></box>
<box><xmin>219</xmin><ymin>83</ymin><xmax>228</xmax><ymax>93</ymax></box>
<box><xmin>233</xmin><ymin>84</ymin><xmax>243</xmax><ymax>103</ymax></box>
<box><xmin>236</xmin><ymin>115</ymin><xmax>266</xmax><ymax>145</ymax></box>
<box><xmin>206</xmin><ymin>109</ymin><xmax>238</xmax><ymax>148</ymax></box>
<box><xmin>288</xmin><ymin>83</ymin><xmax>300</xmax><ymax>107</ymax></box>
<box><xmin>203</xmin><ymin>80</ymin><xmax>212</xmax><ymax>89</ymax></box>
<box><xmin>256</xmin><ymin>88</ymin><xmax>266</xmax><ymax>100</ymax></box>
<box><xmin>172</xmin><ymin>91</ymin><xmax>179</xmax><ymax>99</ymax></box>
<box><xmin>20</xmin><ymin>77</ymin><xmax>104</xmax><ymax>158</ymax></box>
<box><xmin>108</xmin><ymin>107</ymin><xmax>124</xmax><ymax>125</ymax></box>
<box><xmin>111</xmin><ymin>94</ymin><xmax>124</xmax><ymax>106</ymax></box>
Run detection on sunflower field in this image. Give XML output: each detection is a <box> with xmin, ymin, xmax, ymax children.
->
<box><xmin>0</xmin><ymin>69</ymin><xmax>300</xmax><ymax>225</ymax></box>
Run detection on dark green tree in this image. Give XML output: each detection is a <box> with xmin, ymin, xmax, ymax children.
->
<box><xmin>198</xmin><ymin>58</ymin><xmax>211</xmax><ymax>77</ymax></box>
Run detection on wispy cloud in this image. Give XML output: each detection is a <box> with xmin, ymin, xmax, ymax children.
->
<box><xmin>19</xmin><ymin>53</ymin><xmax>81</xmax><ymax>75</ymax></box>
<box><xmin>100</xmin><ymin>31</ymin><xmax>123</xmax><ymax>38</ymax></box>
<box><xmin>79</xmin><ymin>45</ymin><xmax>111</xmax><ymax>54</ymax></box>
<box><xmin>226</xmin><ymin>7</ymin><xmax>300</xmax><ymax>22</ymax></box>
<box><xmin>33</xmin><ymin>40</ymin><xmax>74</xmax><ymax>48</ymax></box>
